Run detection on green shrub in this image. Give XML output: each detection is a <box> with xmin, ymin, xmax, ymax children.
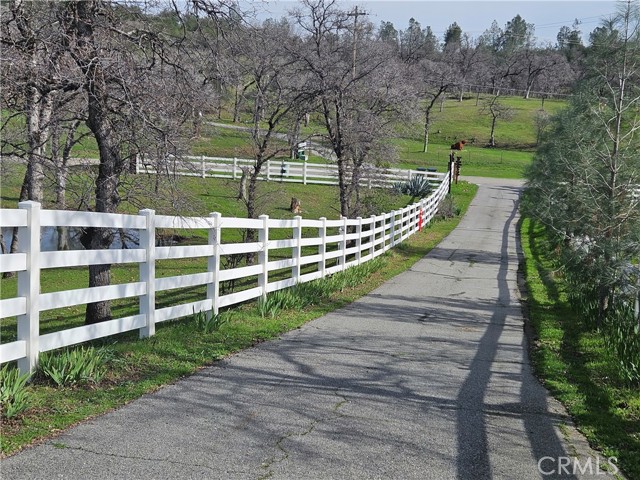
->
<box><xmin>37</xmin><ymin>346</ymin><xmax>111</xmax><ymax>387</ymax></box>
<box><xmin>257</xmin><ymin>290</ymin><xmax>302</xmax><ymax>318</ymax></box>
<box><xmin>435</xmin><ymin>195</ymin><xmax>460</xmax><ymax>220</ymax></box>
<box><xmin>193</xmin><ymin>309</ymin><xmax>232</xmax><ymax>333</ymax></box>
<box><xmin>604</xmin><ymin>307</ymin><xmax>640</xmax><ymax>385</ymax></box>
<box><xmin>0</xmin><ymin>365</ymin><xmax>31</xmax><ymax>419</ymax></box>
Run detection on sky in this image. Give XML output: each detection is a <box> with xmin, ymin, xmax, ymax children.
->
<box><xmin>251</xmin><ymin>0</ymin><xmax>621</xmax><ymax>44</ymax></box>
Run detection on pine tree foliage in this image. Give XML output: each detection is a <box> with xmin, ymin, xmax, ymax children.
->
<box><xmin>523</xmin><ymin>0</ymin><xmax>640</xmax><ymax>380</ymax></box>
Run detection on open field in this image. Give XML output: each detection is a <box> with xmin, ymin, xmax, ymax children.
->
<box><xmin>393</xmin><ymin>95</ymin><xmax>567</xmax><ymax>178</ymax></box>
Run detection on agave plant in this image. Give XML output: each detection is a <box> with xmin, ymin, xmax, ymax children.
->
<box><xmin>404</xmin><ymin>175</ymin><xmax>431</xmax><ymax>200</ymax></box>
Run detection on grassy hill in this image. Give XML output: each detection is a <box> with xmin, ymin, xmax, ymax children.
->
<box><xmin>64</xmin><ymin>94</ymin><xmax>567</xmax><ymax>180</ymax></box>
<box><xmin>395</xmin><ymin>95</ymin><xmax>567</xmax><ymax>178</ymax></box>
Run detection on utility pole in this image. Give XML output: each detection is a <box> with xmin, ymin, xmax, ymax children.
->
<box><xmin>347</xmin><ymin>6</ymin><xmax>368</xmax><ymax>79</ymax></box>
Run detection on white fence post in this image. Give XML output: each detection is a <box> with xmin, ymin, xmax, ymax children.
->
<box><xmin>135</xmin><ymin>154</ymin><xmax>141</xmax><ymax>174</ymax></box>
<box><xmin>292</xmin><ymin>215</ymin><xmax>302</xmax><ymax>283</ymax></box>
<box><xmin>340</xmin><ymin>216</ymin><xmax>348</xmax><ymax>270</ymax></box>
<box><xmin>259</xmin><ymin>215</ymin><xmax>269</xmax><ymax>298</ymax></box>
<box><xmin>139</xmin><ymin>209</ymin><xmax>156</xmax><ymax>338</ymax></box>
<box><xmin>319</xmin><ymin>217</ymin><xmax>326</xmax><ymax>278</ymax></box>
<box><xmin>303</xmin><ymin>160</ymin><xmax>308</xmax><ymax>185</ymax></box>
<box><xmin>266</xmin><ymin>160</ymin><xmax>271</xmax><ymax>181</ymax></box>
<box><xmin>356</xmin><ymin>217</ymin><xmax>362</xmax><ymax>265</ymax></box>
<box><xmin>16</xmin><ymin>201</ymin><xmax>41</xmax><ymax>375</ymax></box>
<box><xmin>370</xmin><ymin>215</ymin><xmax>376</xmax><ymax>258</ymax></box>
<box><xmin>390</xmin><ymin>210</ymin><xmax>396</xmax><ymax>248</ymax></box>
<box><xmin>201</xmin><ymin>155</ymin><xmax>205</xmax><ymax>178</ymax></box>
<box><xmin>209</xmin><ymin>212</ymin><xmax>221</xmax><ymax>316</ymax></box>
<box><xmin>380</xmin><ymin>214</ymin><xmax>386</xmax><ymax>254</ymax></box>
<box><xmin>233</xmin><ymin>157</ymin><xmax>238</xmax><ymax>180</ymax></box>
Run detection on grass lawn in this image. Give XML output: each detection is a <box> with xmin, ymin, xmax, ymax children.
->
<box><xmin>0</xmin><ymin>182</ymin><xmax>478</xmax><ymax>456</ymax></box>
<box><xmin>520</xmin><ymin>218</ymin><xmax>640</xmax><ymax>479</ymax></box>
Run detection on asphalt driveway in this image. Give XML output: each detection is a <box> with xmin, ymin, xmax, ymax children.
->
<box><xmin>1</xmin><ymin>178</ymin><xmax>614</xmax><ymax>479</ymax></box>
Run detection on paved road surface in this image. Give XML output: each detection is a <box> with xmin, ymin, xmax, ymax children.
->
<box><xmin>2</xmin><ymin>178</ymin><xmax>615</xmax><ymax>479</ymax></box>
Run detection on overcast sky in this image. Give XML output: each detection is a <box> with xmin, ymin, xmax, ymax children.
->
<box><xmin>252</xmin><ymin>0</ymin><xmax>620</xmax><ymax>44</ymax></box>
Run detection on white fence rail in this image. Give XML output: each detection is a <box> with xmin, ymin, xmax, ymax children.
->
<box><xmin>136</xmin><ymin>155</ymin><xmax>443</xmax><ymax>188</ymax></box>
<box><xmin>0</xmin><ymin>173</ymin><xmax>450</xmax><ymax>373</ymax></box>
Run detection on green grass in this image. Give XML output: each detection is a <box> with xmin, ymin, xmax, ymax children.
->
<box><xmin>393</xmin><ymin>137</ymin><xmax>534</xmax><ymax>178</ymax></box>
<box><xmin>411</xmin><ymin>95</ymin><xmax>565</xmax><ymax>147</ymax></box>
<box><xmin>391</xmin><ymin>95</ymin><xmax>567</xmax><ymax>178</ymax></box>
<box><xmin>521</xmin><ymin>217</ymin><xmax>640</xmax><ymax>479</ymax></box>
<box><xmin>0</xmin><ymin>162</ymin><xmax>404</xmax><ymax>220</ymax></box>
<box><xmin>0</xmin><ymin>182</ymin><xmax>478</xmax><ymax>456</ymax></box>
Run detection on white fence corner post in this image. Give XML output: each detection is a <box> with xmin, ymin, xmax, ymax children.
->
<box><xmin>370</xmin><ymin>215</ymin><xmax>376</xmax><ymax>258</ymax></box>
<box><xmin>233</xmin><ymin>157</ymin><xmax>238</xmax><ymax>180</ymax></box>
<box><xmin>319</xmin><ymin>217</ymin><xmax>327</xmax><ymax>278</ymax></box>
<box><xmin>356</xmin><ymin>217</ymin><xmax>362</xmax><ymax>265</ymax></box>
<box><xmin>16</xmin><ymin>201</ymin><xmax>41</xmax><ymax>375</ymax></box>
<box><xmin>293</xmin><ymin>215</ymin><xmax>302</xmax><ymax>283</ymax></box>
<box><xmin>209</xmin><ymin>212</ymin><xmax>222</xmax><ymax>316</ymax></box>
<box><xmin>139</xmin><ymin>209</ymin><xmax>156</xmax><ymax>339</ymax></box>
<box><xmin>258</xmin><ymin>215</ymin><xmax>269</xmax><ymax>298</ymax></box>
<box><xmin>340</xmin><ymin>216</ymin><xmax>347</xmax><ymax>271</ymax></box>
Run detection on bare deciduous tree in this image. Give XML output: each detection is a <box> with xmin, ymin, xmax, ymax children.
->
<box><xmin>481</xmin><ymin>95</ymin><xmax>513</xmax><ymax>147</ymax></box>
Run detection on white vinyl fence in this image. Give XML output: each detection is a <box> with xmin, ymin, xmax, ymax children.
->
<box><xmin>0</xmin><ymin>173</ymin><xmax>450</xmax><ymax>374</ymax></box>
<box><xmin>136</xmin><ymin>155</ymin><xmax>443</xmax><ymax>188</ymax></box>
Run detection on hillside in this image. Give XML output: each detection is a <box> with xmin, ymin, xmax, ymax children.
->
<box><xmin>64</xmin><ymin>95</ymin><xmax>567</xmax><ymax>181</ymax></box>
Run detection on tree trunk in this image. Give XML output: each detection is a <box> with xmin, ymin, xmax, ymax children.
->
<box><xmin>422</xmin><ymin>109</ymin><xmax>431</xmax><ymax>153</ymax></box>
<box><xmin>337</xmin><ymin>159</ymin><xmax>351</xmax><ymax>218</ymax></box>
<box><xmin>288</xmin><ymin>117</ymin><xmax>301</xmax><ymax>159</ymax></box>
<box><xmin>490</xmin><ymin>117</ymin><xmax>497</xmax><ymax>147</ymax></box>
<box><xmin>244</xmin><ymin>169</ymin><xmax>260</xmax><ymax>265</ymax></box>
<box><xmin>233</xmin><ymin>84</ymin><xmax>241</xmax><ymax>123</ymax></box>
<box><xmin>524</xmin><ymin>80</ymin><xmax>533</xmax><ymax>99</ymax></box>
<box><xmin>238</xmin><ymin>167</ymin><xmax>249</xmax><ymax>201</ymax></box>
<box><xmin>4</xmin><ymin>173</ymin><xmax>30</xmax><ymax>278</ymax></box>
<box><xmin>25</xmin><ymin>51</ymin><xmax>54</xmax><ymax>203</ymax></box>
<box><xmin>72</xmin><ymin>0</ymin><xmax>125</xmax><ymax>324</ymax></box>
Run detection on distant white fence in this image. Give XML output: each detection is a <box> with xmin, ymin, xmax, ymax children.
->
<box><xmin>136</xmin><ymin>155</ymin><xmax>444</xmax><ymax>188</ymax></box>
<box><xmin>0</xmin><ymin>173</ymin><xmax>450</xmax><ymax>374</ymax></box>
